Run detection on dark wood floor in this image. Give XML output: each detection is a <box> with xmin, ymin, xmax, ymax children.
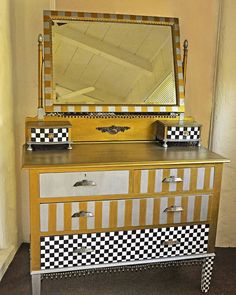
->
<box><xmin>0</xmin><ymin>244</ymin><xmax>235</xmax><ymax>294</ymax></box>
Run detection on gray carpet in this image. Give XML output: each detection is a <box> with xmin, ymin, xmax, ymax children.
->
<box><xmin>0</xmin><ymin>244</ymin><xmax>235</xmax><ymax>294</ymax></box>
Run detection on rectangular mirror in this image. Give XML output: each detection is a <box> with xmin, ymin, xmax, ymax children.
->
<box><xmin>43</xmin><ymin>11</ymin><xmax>185</xmax><ymax>113</ymax></box>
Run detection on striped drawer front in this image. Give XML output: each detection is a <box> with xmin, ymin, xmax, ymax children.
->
<box><xmin>40</xmin><ymin>224</ymin><xmax>209</xmax><ymax>270</ymax></box>
<box><xmin>40</xmin><ymin>170</ymin><xmax>129</xmax><ymax>198</ymax></box>
<box><xmin>40</xmin><ymin>195</ymin><xmax>212</xmax><ymax>233</ymax></box>
<box><xmin>134</xmin><ymin>166</ymin><xmax>215</xmax><ymax>194</ymax></box>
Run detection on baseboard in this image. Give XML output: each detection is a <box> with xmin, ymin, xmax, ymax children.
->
<box><xmin>0</xmin><ymin>245</ymin><xmax>18</xmax><ymax>281</ymax></box>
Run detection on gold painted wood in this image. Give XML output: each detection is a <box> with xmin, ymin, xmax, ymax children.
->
<box><xmin>22</xmin><ymin>142</ymin><xmax>228</xmax><ymax>169</ymax></box>
<box><xmin>48</xmin><ymin>203</ymin><xmax>56</xmax><ymax>232</ymax></box>
<box><xmin>29</xmin><ymin>170</ymin><xmax>41</xmax><ymax>271</ymax></box>
<box><xmin>208</xmin><ymin>164</ymin><xmax>223</xmax><ymax>252</ymax></box>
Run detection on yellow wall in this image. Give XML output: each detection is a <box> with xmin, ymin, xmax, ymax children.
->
<box><xmin>12</xmin><ymin>0</ymin><xmax>234</xmax><ymax>247</ymax></box>
<box><xmin>212</xmin><ymin>0</ymin><xmax>236</xmax><ymax>246</ymax></box>
<box><xmin>0</xmin><ymin>0</ymin><xmax>18</xmax><ymax>279</ymax></box>
<box><xmin>0</xmin><ymin>0</ymin><xmax>17</xmax><ymax>250</ymax></box>
<box><xmin>12</xmin><ymin>0</ymin><xmax>52</xmax><ymax>242</ymax></box>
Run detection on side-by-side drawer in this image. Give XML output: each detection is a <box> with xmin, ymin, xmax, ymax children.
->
<box><xmin>134</xmin><ymin>166</ymin><xmax>215</xmax><ymax>194</ymax></box>
<box><xmin>40</xmin><ymin>224</ymin><xmax>209</xmax><ymax>269</ymax></box>
<box><xmin>40</xmin><ymin>194</ymin><xmax>212</xmax><ymax>233</ymax></box>
<box><xmin>40</xmin><ymin>170</ymin><xmax>129</xmax><ymax>198</ymax></box>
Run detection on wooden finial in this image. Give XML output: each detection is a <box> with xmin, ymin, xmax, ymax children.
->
<box><xmin>38</xmin><ymin>34</ymin><xmax>43</xmax><ymax>109</ymax></box>
<box><xmin>182</xmin><ymin>39</ymin><xmax>189</xmax><ymax>91</ymax></box>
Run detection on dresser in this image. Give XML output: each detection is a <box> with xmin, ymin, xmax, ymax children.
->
<box><xmin>22</xmin><ymin>142</ymin><xmax>227</xmax><ymax>294</ymax></box>
<box><xmin>22</xmin><ymin>9</ymin><xmax>228</xmax><ymax>294</ymax></box>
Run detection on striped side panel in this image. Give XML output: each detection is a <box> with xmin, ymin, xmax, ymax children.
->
<box><xmin>137</xmin><ymin>167</ymin><xmax>215</xmax><ymax>193</ymax></box>
<box><xmin>40</xmin><ymin>195</ymin><xmax>212</xmax><ymax>233</ymax></box>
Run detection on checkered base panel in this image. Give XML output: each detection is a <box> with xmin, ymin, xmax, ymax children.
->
<box><xmin>201</xmin><ymin>256</ymin><xmax>214</xmax><ymax>293</ymax></box>
<box><xmin>31</xmin><ymin>128</ymin><xmax>69</xmax><ymax>143</ymax></box>
<box><xmin>40</xmin><ymin>224</ymin><xmax>209</xmax><ymax>270</ymax></box>
<box><xmin>167</xmin><ymin>126</ymin><xmax>200</xmax><ymax>141</ymax></box>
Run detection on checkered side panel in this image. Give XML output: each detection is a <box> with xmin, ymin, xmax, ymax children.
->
<box><xmin>40</xmin><ymin>224</ymin><xmax>209</xmax><ymax>270</ymax></box>
<box><xmin>31</xmin><ymin>128</ymin><xmax>69</xmax><ymax>143</ymax></box>
<box><xmin>167</xmin><ymin>126</ymin><xmax>200</xmax><ymax>140</ymax></box>
<box><xmin>201</xmin><ymin>256</ymin><xmax>214</xmax><ymax>293</ymax></box>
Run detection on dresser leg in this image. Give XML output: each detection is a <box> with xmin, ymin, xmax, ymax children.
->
<box><xmin>201</xmin><ymin>256</ymin><xmax>214</xmax><ymax>293</ymax></box>
<box><xmin>32</xmin><ymin>274</ymin><xmax>41</xmax><ymax>295</ymax></box>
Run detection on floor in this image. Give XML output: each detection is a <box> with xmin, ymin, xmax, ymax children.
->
<box><xmin>0</xmin><ymin>244</ymin><xmax>235</xmax><ymax>295</ymax></box>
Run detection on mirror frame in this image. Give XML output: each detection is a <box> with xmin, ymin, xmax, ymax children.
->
<box><xmin>43</xmin><ymin>10</ymin><xmax>185</xmax><ymax>114</ymax></box>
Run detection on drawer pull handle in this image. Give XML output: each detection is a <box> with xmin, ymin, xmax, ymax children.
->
<box><xmin>162</xmin><ymin>176</ymin><xmax>183</xmax><ymax>183</ymax></box>
<box><xmin>72</xmin><ymin>211</ymin><xmax>94</xmax><ymax>218</ymax></box>
<box><xmin>73</xmin><ymin>179</ymin><xmax>96</xmax><ymax>187</ymax></box>
<box><xmin>162</xmin><ymin>239</ymin><xmax>180</xmax><ymax>246</ymax></box>
<box><xmin>74</xmin><ymin>247</ymin><xmax>94</xmax><ymax>254</ymax></box>
<box><xmin>164</xmin><ymin>206</ymin><xmax>183</xmax><ymax>213</ymax></box>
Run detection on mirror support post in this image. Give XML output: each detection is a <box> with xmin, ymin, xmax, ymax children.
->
<box><xmin>182</xmin><ymin>40</ymin><xmax>188</xmax><ymax>92</ymax></box>
<box><xmin>37</xmin><ymin>34</ymin><xmax>45</xmax><ymax>119</ymax></box>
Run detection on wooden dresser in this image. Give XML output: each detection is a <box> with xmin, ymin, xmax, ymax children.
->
<box><xmin>22</xmin><ymin>142</ymin><xmax>227</xmax><ymax>294</ymax></box>
<box><xmin>22</xmin><ymin>9</ymin><xmax>228</xmax><ymax>294</ymax></box>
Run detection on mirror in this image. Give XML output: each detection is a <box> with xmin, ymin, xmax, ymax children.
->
<box><xmin>43</xmin><ymin>11</ymin><xmax>185</xmax><ymax>113</ymax></box>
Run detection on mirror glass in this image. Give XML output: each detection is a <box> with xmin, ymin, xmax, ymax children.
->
<box><xmin>52</xmin><ymin>20</ymin><xmax>177</xmax><ymax>105</ymax></box>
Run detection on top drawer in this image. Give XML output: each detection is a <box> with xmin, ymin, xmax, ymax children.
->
<box><xmin>134</xmin><ymin>166</ymin><xmax>215</xmax><ymax>194</ymax></box>
<box><xmin>40</xmin><ymin>170</ymin><xmax>129</xmax><ymax>198</ymax></box>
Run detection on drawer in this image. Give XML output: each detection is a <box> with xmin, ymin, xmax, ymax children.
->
<box><xmin>134</xmin><ymin>166</ymin><xmax>215</xmax><ymax>194</ymax></box>
<box><xmin>40</xmin><ymin>194</ymin><xmax>212</xmax><ymax>233</ymax></box>
<box><xmin>40</xmin><ymin>224</ymin><xmax>209</xmax><ymax>269</ymax></box>
<box><xmin>40</xmin><ymin>170</ymin><xmax>129</xmax><ymax>198</ymax></box>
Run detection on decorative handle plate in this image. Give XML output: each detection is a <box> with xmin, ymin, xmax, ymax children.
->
<box><xmin>74</xmin><ymin>247</ymin><xmax>94</xmax><ymax>254</ymax></box>
<box><xmin>73</xmin><ymin>179</ymin><xmax>96</xmax><ymax>187</ymax></box>
<box><xmin>162</xmin><ymin>176</ymin><xmax>183</xmax><ymax>183</ymax></box>
<box><xmin>71</xmin><ymin>211</ymin><xmax>94</xmax><ymax>218</ymax></box>
<box><xmin>162</xmin><ymin>239</ymin><xmax>180</xmax><ymax>246</ymax></box>
<box><xmin>164</xmin><ymin>205</ymin><xmax>183</xmax><ymax>213</ymax></box>
<box><xmin>96</xmin><ymin>125</ymin><xmax>130</xmax><ymax>135</ymax></box>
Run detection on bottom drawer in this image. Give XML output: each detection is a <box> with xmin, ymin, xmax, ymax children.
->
<box><xmin>40</xmin><ymin>224</ymin><xmax>209</xmax><ymax>270</ymax></box>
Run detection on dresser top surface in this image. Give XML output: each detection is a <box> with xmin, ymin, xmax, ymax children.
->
<box><xmin>22</xmin><ymin>142</ymin><xmax>228</xmax><ymax>169</ymax></box>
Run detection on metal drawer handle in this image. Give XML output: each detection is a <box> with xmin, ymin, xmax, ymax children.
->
<box><xmin>162</xmin><ymin>176</ymin><xmax>183</xmax><ymax>183</ymax></box>
<box><xmin>162</xmin><ymin>239</ymin><xmax>180</xmax><ymax>246</ymax></box>
<box><xmin>164</xmin><ymin>205</ymin><xmax>183</xmax><ymax>213</ymax></box>
<box><xmin>73</xmin><ymin>179</ymin><xmax>96</xmax><ymax>187</ymax></box>
<box><xmin>72</xmin><ymin>211</ymin><xmax>94</xmax><ymax>218</ymax></box>
<box><xmin>74</xmin><ymin>247</ymin><xmax>94</xmax><ymax>254</ymax></box>
<box><xmin>183</xmin><ymin>131</ymin><xmax>190</xmax><ymax>137</ymax></box>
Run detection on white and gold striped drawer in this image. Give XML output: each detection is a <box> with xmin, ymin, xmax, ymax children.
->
<box><xmin>39</xmin><ymin>170</ymin><xmax>130</xmax><ymax>198</ymax></box>
<box><xmin>40</xmin><ymin>194</ymin><xmax>212</xmax><ymax>234</ymax></box>
<box><xmin>134</xmin><ymin>166</ymin><xmax>215</xmax><ymax>194</ymax></box>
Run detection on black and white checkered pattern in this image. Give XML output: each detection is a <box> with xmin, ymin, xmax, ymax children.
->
<box><xmin>30</xmin><ymin>128</ymin><xmax>69</xmax><ymax>143</ymax></box>
<box><xmin>167</xmin><ymin>126</ymin><xmax>200</xmax><ymax>141</ymax></box>
<box><xmin>201</xmin><ymin>256</ymin><xmax>214</xmax><ymax>293</ymax></box>
<box><xmin>40</xmin><ymin>224</ymin><xmax>209</xmax><ymax>270</ymax></box>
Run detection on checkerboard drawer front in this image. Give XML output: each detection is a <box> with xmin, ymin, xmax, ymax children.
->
<box><xmin>167</xmin><ymin>126</ymin><xmax>200</xmax><ymax>141</ymax></box>
<box><xmin>135</xmin><ymin>166</ymin><xmax>215</xmax><ymax>194</ymax></box>
<box><xmin>40</xmin><ymin>170</ymin><xmax>129</xmax><ymax>198</ymax></box>
<box><xmin>40</xmin><ymin>224</ymin><xmax>209</xmax><ymax>270</ymax></box>
<box><xmin>31</xmin><ymin>128</ymin><xmax>69</xmax><ymax>143</ymax></box>
<box><xmin>40</xmin><ymin>195</ymin><xmax>211</xmax><ymax>233</ymax></box>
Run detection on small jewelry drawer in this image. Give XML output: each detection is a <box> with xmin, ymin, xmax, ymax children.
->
<box><xmin>134</xmin><ymin>166</ymin><xmax>215</xmax><ymax>194</ymax></box>
<box><xmin>40</xmin><ymin>224</ymin><xmax>209</xmax><ymax>270</ymax></box>
<box><xmin>39</xmin><ymin>170</ymin><xmax>129</xmax><ymax>198</ymax></box>
<box><xmin>40</xmin><ymin>194</ymin><xmax>212</xmax><ymax>233</ymax></box>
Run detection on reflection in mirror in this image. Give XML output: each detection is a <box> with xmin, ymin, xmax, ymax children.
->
<box><xmin>52</xmin><ymin>20</ymin><xmax>177</xmax><ymax>105</ymax></box>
